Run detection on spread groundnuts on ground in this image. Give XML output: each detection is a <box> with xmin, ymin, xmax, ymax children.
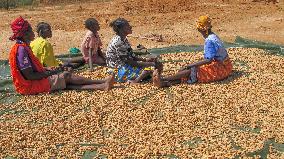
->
<box><xmin>1</xmin><ymin>48</ymin><xmax>284</xmax><ymax>158</ymax></box>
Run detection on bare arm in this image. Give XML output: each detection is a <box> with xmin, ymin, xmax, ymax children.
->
<box><xmin>132</xmin><ymin>54</ymin><xmax>158</xmax><ymax>62</ymax></box>
<box><xmin>21</xmin><ymin>67</ymin><xmax>62</xmax><ymax>80</ymax></box>
<box><xmin>44</xmin><ymin>66</ymin><xmax>58</xmax><ymax>71</ymax></box>
<box><xmin>132</xmin><ymin>56</ymin><xmax>147</xmax><ymax>62</ymax></box>
<box><xmin>181</xmin><ymin>59</ymin><xmax>212</xmax><ymax>70</ymax></box>
<box><xmin>125</xmin><ymin>58</ymin><xmax>156</xmax><ymax>68</ymax></box>
<box><xmin>88</xmin><ymin>48</ymin><xmax>94</xmax><ymax>71</ymax></box>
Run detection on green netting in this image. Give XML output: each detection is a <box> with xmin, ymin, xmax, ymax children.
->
<box><xmin>0</xmin><ymin>59</ymin><xmax>19</xmax><ymax>105</ymax></box>
<box><xmin>1</xmin><ymin>36</ymin><xmax>284</xmax><ymax>105</ymax></box>
<box><xmin>234</xmin><ymin>36</ymin><xmax>284</xmax><ymax>56</ymax></box>
<box><xmin>149</xmin><ymin>44</ymin><xmax>204</xmax><ymax>55</ymax></box>
<box><xmin>148</xmin><ymin>36</ymin><xmax>284</xmax><ymax>55</ymax></box>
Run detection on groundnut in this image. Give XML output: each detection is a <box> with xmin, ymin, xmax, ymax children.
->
<box><xmin>0</xmin><ymin>48</ymin><xmax>283</xmax><ymax>158</ymax></box>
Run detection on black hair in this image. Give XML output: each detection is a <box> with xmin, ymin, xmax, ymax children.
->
<box><xmin>85</xmin><ymin>18</ymin><xmax>99</xmax><ymax>30</ymax></box>
<box><xmin>109</xmin><ymin>18</ymin><xmax>129</xmax><ymax>35</ymax></box>
<box><xmin>36</xmin><ymin>22</ymin><xmax>51</xmax><ymax>37</ymax></box>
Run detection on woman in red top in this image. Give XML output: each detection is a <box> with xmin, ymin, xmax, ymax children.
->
<box><xmin>9</xmin><ymin>17</ymin><xmax>114</xmax><ymax>95</ymax></box>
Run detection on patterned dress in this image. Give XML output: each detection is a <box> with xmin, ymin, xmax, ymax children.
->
<box><xmin>106</xmin><ymin>35</ymin><xmax>143</xmax><ymax>82</ymax></box>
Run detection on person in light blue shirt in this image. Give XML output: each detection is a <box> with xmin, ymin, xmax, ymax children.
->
<box><xmin>152</xmin><ymin>16</ymin><xmax>233</xmax><ymax>88</ymax></box>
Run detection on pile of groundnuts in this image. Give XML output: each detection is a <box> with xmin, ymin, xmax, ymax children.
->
<box><xmin>1</xmin><ymin>48</ymin><xmax>284</xmax><ymax>158</ymax></box>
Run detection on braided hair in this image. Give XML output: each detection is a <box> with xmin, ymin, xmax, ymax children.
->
<box><xmin>109</xmin><ymin>18</ymin><xmax>129</xmax><ymax>35</ymax></box>
<box><xmin>36</xmin><ymin>22</ymin><xmax>51</xmax><ymax>38</ymax></box>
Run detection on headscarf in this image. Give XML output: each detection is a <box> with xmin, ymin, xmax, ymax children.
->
<box><xmin>9</xmin><ymin>17</ymin><xmax>31</xmax><ymax>41</ymax></box>
<box><xmin>196</xmin><ymin>15</ymin><xmax>212</xmax><ymax>35</ymax></box>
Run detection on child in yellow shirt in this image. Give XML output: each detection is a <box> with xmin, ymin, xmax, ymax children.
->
<box><xmin>31</xmin><ymin>22</ymin><xmax>84</xmax><ymax>68</ymax></box>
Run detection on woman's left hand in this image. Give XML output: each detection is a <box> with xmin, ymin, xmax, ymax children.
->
<box><xmin>155</xmin><ymin>61</ymin><xmax>163</xmax><ymax>72</ymax></box>
<box><xmin>146</xmin><ymin>56</ymin><xmax>158</xmax><ymax>62</ymax></box>
<box><xmin>64</xmin><ymin>66</ymin><xmax>73</xmax><ymax>72</ymax></box>
<box><xmin>45</xmin><ymin>67</ymin><xmax>57</xmax><ymax>71</ymax></box>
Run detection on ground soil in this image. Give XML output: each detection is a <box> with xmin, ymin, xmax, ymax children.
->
<box><xmin>1</xmin><ymin>1</ymin><xmax>284</xmax><ymax>158</ymax></box>
<box><xmin>0</xmin><ymin>0</ymin><xmax>283</xmax><ymax>59</ymax></box>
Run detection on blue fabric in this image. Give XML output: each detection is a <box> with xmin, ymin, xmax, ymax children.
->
<box><xmin>204</xmin><ymin>34</ymin><xmax>228</xmax><ymax>61</ymax></box>
<box><xmin>116</xmin><ymin>64</ymin><xmax>143</xmax><ymax>82</ymax></box>
<box><xmin>204</xmin><ymin>40</ymin><xmax>217</xmax><ymax>60</ymax></box>
<box><xmin>187</xmin><ymin>66</ymin><xmax>197</xmax><ymax>84</ymax></box>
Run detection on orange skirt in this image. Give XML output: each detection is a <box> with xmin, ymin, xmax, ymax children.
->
<box><xmin>197</xmin><ymin>58</ymin><xmax>232</xmax><ymax>83</ymax></box>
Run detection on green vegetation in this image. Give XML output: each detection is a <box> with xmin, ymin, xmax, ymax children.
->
<box><xmin>0</xmin><ymin>0</ymin><xmax>35</xmax><ymax>9</ymax></box>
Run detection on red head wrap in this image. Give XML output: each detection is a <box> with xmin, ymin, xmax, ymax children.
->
<box><xmin>9</xmin><ymin>17</ymin><xmax>31</xmax><ymax>41</ymax></box>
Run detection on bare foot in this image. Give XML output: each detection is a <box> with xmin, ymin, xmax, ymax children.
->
<box><xmin>104</xmin><ymin>74</ymin><xmax>115</xmax><ymax>91</ymax></box>
<box><xmin>153</xmin><ymin>69</ymin><xmax>159</xmax><ymax>76</ymax></box>
<box><xmin>153</xmin><ymin>69</ymin><xmax>170</xmax><ymax>88</ymax></box>
<box><xmin>126</xmin><ymin>80</ymin><xmax>140</xmax><ymax>85</ymax></box>
<box><xmin>152</xmin><ymin>69</ymin><xmax>163</xmax><ymax>88</ymax></box>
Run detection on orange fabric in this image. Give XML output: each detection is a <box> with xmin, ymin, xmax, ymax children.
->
<box><xmin>197</xmin><ymin>58</ymin><xmax>232</xmax><ymax>83</ymax></box>
<box><xmin>9</xmin><ymin>43</ymin><xmax>51</xmax><ymax>95</ymax></box>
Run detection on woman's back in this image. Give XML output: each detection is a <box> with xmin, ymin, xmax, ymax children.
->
<box><xmin>204</xmin><ymin>33</ymin><xmax>228</xmax><ymax>61</ymax></box>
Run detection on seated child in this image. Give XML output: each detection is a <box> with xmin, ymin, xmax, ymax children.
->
<box><xmin>105</xmin><ymin>18</ymin><xmax>162</xmax><ymax>83</ymax></box>
<box><xmin>81</xmin><ymin>18</ymin><xmax>106</xmax><ymax>67</ymax></box>
<box><xmin>9</xmin><ymin>17</ymin><xmax>114</xmax><ymax>95</ymax></box>
<box><xmin>31</xmin><ymin>22</ymin><xmax>85</xmax><ymax>68</ymax></box>
<box><xmin>153</xmin><ymin>16</ymin><xmax>232</xmax><ymax>87</ymax></box>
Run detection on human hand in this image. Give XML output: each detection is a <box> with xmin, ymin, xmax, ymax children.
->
<box><xmin>64</xmin><ymin>66</ymin><xmax>73</xmax><ymax>72</ymax></box>
<box><xmin>155</xmin><ymin>61</ymin><xmax>163</xmax><ymax>72</ymax></box>
<box><xmin>179</xmin><ymin>67</ymin><xmax>186</xmax><ymax>72</ymax></box>
<box><xmin>45</xmin><ymin>66</ymin><xmax>57</xmax><ymax>71</ymax></box>
<box><xmin>137</xmin><ymin>44</ymin><xmax>146</xmax><ymax>50</ymax></box>
<box><xmin>61</xmin><ymin>71</ymin><xmax>72</xmax><ymax>79</ymax></box>
<box><xmin>146</xmin><ymin>57</ymin><xmax>157</xmax><ymax>62</ymax></box>
<box><xmin>179</xmin><ymin>66</ymin><xmax>190</xmax><ymax>72</ymax></box>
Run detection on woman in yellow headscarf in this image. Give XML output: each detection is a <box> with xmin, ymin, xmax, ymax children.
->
<box><xmin>153</xmin><ymin>16</ymin><xmax>233</xmax><ymax>87</ymax></box>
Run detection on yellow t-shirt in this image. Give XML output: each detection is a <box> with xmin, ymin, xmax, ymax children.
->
<box><xmin>30</xmin><ymin>37</ymin><xmax>61</xmax><ymax>67</ymax></box>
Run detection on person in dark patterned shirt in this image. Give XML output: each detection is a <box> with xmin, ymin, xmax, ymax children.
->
<box><xmin>106</xmin><ymin>18</ymin><xmax>162</xmax><ymax>83</ymax></box>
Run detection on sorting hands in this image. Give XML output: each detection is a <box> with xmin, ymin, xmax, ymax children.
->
<box><xmin>61</xmin><ymin>70</ymin><xmax>72</xmax><ymax>79</ymax></box>
<box><xmin>179</xmin><ymin>66</ymin><xmax>188</xmax><ymax>72</ymax></box>
<box><xmin>147</xmin><ymin>56</ymin><xmax>163</xmax><ymax>72</ymax></box>
<box><xmin>44</xmin><ymin>64</ymin><xmax>73</xmax><ymax>78</ymax></box>
<box><xmin>60</xmin><ymin>63</ymin><xmax>74</xmax><ymax>72</ymax></box>
<box><xmin>145</xmin><ymin>56</ymin><xmax>157</xmax><ymax>62</ymax></box>
<box><xmin>45</xmin><ymin>66</ymin><xmax>57</xmax><ymax>71</ymax></box>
